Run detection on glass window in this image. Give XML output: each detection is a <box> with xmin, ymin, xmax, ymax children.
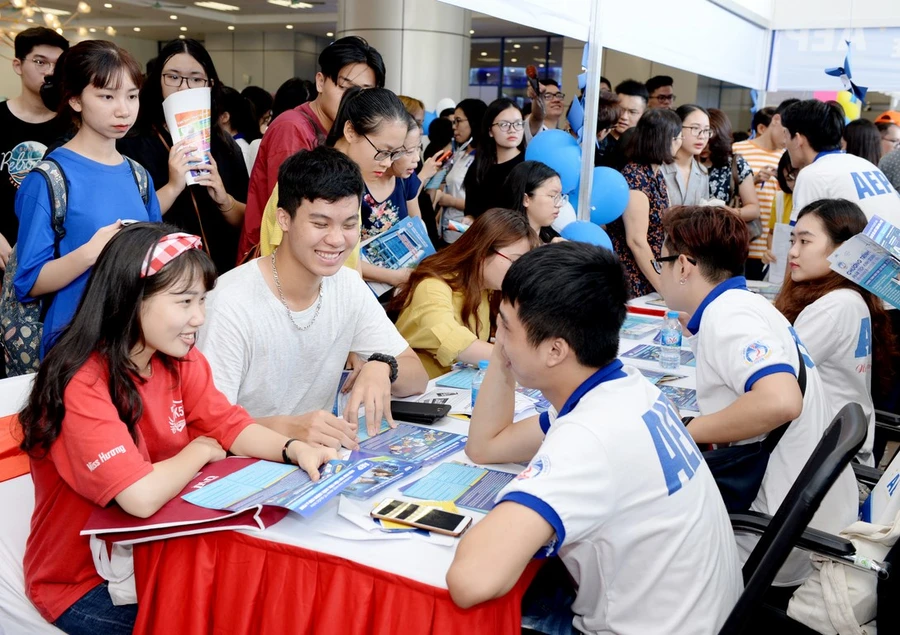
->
<box><xmin>469</xmin><ymin>36</ymin><xmax>563</xmax><ymax>108</ymax></box>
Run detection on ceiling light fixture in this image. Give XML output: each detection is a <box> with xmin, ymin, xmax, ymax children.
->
<box><xmin>267</xmin><ymin>0</ymin><xmax>314</xmax><ymax>8</ymax></box>
<box><xmin>227</xmin><ymin>25</ymin><xmax>235</xmax><ymax>30</ymax></box>
<box><xmin>133</xmin><ymin>26</ymin><xmax>140</xmax><ymax>31</ymax></box>
<box><xmin>180</xmin><ymin>25</ymin><xmax>187</xmax><ymax>31</ymax></box>
<box><xmin>194</xmin><ymin>1</ymin><xmax>240</xmax><ymax>10</ymax></box>
<box><xmin>104</xmin><ymin>2</ymin><xmax>112</xmax><ymax>7</ymax></box>
<box><xmin>169</xmin><ymin>14</ymin><xmax>178</xmax><ymax>19</ymax></box>
<box><xmin>286</xmin><ymin>24</ymin><xmax>293</xmax><ymax>29</ymax></box>
<box><xmin>326</xmin><ymin>31</ymin><xmax>333</xmax><ymax>37</ymax></box>
<box><xmin>469</xmin><ymin>29</ymin><xmax>474</xmax><ymax>34</ymax></box>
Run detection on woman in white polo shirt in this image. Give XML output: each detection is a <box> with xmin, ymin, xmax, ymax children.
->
<box><xmin>774</xmin><ymin>199</ymin><xmax>896</xmax><ymax>466</ymax></box>
<box><xmin>654</xmin><ymin>205</ymin><xmax>858</xmax><ymax>589</ymax></box>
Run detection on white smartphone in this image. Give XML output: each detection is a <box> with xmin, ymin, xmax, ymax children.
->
<box><xmin>370</xmin><ymin>498</ymin><xmax>472</xmax><ymax>537</ymax></box>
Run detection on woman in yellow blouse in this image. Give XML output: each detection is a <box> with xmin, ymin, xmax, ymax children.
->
<box><xmin>392</xmin><ymin>208</ymin><xmax>537</xmax><ymax>377</ymax></box>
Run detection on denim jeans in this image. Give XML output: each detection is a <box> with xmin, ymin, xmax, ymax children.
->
<box><xmin>53</xmin><ymin>582</ymin><xmax>137</xmax><ymax>635</ymax></box>
<box><xmin>521</xmin><ymin>557</ymin><xmax>581</xmax><ymax>635</ymax></box>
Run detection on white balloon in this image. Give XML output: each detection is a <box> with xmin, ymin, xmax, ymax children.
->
<box><xmin>552</xmin><ymin>199</ymin><xmax>577</xmax><ymax>233</ymax></box>
<box><xmin>435</xmin><ymin>97</ymin><xmax>457</xmax><ymax>113</ymax></box>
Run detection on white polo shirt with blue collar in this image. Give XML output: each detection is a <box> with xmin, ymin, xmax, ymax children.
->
<box><xmin>686</xmin><ymin>276</ymin><xmax>858</xmax><ymax>585</ymax></box>
<box><xmin>496</xmin><ymin>360</ymin><xmax>741</xmax><ymax>635</ymax></box>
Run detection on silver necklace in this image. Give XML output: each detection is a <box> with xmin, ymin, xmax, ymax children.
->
<box><xmin>271</xmin><ymin>251</ymin><xmax>323</xmax><ymax>331</ymax></box>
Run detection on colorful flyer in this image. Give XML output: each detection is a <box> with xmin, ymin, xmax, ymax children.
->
<box><xmin>356</xmin><ymin>423</ymin><xmax>466</xmax><ymax>464</ymax></box>
<box><xmin>619</xmin><ymin>315</ymin><xmax>662</xmax><ymax>339</ymax></box>
<box><xmin>162</xmin><ymin>87</ymin><xmax>211</xmax><ymax>185</ymax></box>
<box><xmin>659</xmin><ymin>385</ymin><xmax>699</xmax><ymax>411</ymax></box>
<box><xmin>621</xmin><ymin>343</ymin><xmax>696</xmax><ymax>367</ymax></box>
<box><xmin>341</xmin><ymin>454</ymin><xmax>421</xmax><ymax>500</ymax></box>
<box><xmin>435</xmin><ymin>367</ymin><xmax>478</xmax><ymax>389</ymax></box>
<box><xmin>181</xmin><ymin>458</ymin><xmax>371</xmax><ymax>517</ymax></box>
<box><xmin>399</xmin><ymin>462</ymin><xmax>516</xmax><ymax>513</ymax></box>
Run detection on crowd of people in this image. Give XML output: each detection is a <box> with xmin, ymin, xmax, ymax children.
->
<box><xmin>1</xmin><ymin>25</ymin><xmax>899</xmax><ymax>635</ymax></box>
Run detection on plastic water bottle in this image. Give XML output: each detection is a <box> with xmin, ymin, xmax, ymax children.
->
<box><xmin>659</xmin><ymin>311</ymin><xmax>683</xmax><ymax>370</ymax></box>
<box><xmin>471</xmin><ymin>360</ymin><xmax>489</xmax><ymax>409</ymax></box>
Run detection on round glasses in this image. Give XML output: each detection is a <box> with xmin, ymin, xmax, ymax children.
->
<box><xmin>361</xmin><ymin>133</ymin><xmax>406</xmax><ymax>162</ymax></box>
<box><xmin>162</xmin><ymin>73</ymin><xmax>210</xmax><ymax>89</ymax></box>
<box><xmin>492</xmin><ymin>120</ymin><xmax>525</xmax><ymax>132</ymax></box>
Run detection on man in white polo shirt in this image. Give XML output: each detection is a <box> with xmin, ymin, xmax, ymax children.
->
<box><xmin>447</xmin><ymin>242</ymin><xmax>741</xmax><ymax>635</ymax></box>
<box><xmin>784</xmin><ymin>99</ymin><xmax>900</xmax><ymax>226</ymax></box>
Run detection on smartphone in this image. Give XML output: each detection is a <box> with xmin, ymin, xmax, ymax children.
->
<box><xmin>371</xmin><ymin>499</ymin><xmax>472</xmax><ymax>536</ymax></box>
<box><xmin>390</xmin><ymin>400</ymin><xmax>450</xmax><ymax>425</ymax></box>
<box><xmin>435</xmin><ymin>149</ymin><xmax>452</xmax><ymax>164</ymax></box>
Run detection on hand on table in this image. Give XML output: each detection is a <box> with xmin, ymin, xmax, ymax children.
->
<box><xmin>289</xmin><ymin>441</ymin><xmax>338</xmax><ymax>481</ymax></box>
<box><xmin>285</xmin><ymin>410</ymin><xmax>359</xmax><ymax>451</ymax></box>
<box><xmin>343</xmin><ymin>359</ymin><xmax>396</xmax><ymax>438</ymax></box>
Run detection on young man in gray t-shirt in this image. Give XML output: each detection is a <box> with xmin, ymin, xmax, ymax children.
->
<box><xmin>199</xmin><ymin>146</ymin><xmax>427</xmax><ymax>449</ymax></box>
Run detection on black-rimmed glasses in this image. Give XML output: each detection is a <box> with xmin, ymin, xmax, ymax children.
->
<box><xmin>361</xmin><ymin>133</ymin><xmax>406</xmax><ymax>162</ymax></box>
<box><xmin>492</xmin><ymin>120</ymin><xmax>525</xmax><ymax>132</ymax></box>
<box><xmin>651</xmin><ymin>254</ymin><xmax>696</xmax><ymax>274</ymax></box>
<box><xmin>162</xmin><ymin>73</ymin><xmax>210</xmax><ymax>89</ymax></box>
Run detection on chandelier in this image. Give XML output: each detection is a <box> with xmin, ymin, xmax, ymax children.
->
<box><xmin>0</xmin><ymin>1</ymin><xmax>96</xmax><ymax>53</ymax></box>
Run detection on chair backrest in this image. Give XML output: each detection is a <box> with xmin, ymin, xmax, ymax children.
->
<box><xmin>718</xmin><ymin>402</ymin><xmax>868</xmax><ymax>634</ymax></box>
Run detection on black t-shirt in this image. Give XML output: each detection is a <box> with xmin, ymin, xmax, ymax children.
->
<box><xmin>464</xmin><ymin>152</ymin><xmax>525</xmax><ymax>219</ymax></box>
<box><xmin>0</xmin><ymin>101</ymin><xmax>68</xmax><ymax>247</ymax></box>
<box><xmin>118</xmin><ymin>125</ymin><xmax>249</xmax><ymax>274</ymax></box>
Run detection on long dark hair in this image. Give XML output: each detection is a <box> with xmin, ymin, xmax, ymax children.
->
<box><xmin>133</xmin><ymin>39</ymin><xmax>225</xmax><ymax>138</ymax></box>
<box><xmin>503</xmin><ymin>160</ymin><xmax>560</xmax><ymax>243</ymax></box>
<box><xmin>625</xmin><ymin>108</ymin><xmax>681</xmax><ymax>166</ymax></box>
<box><xmin>19</xmin><ymin>223</ymin><xmax>217</xmax><ymax>457</ymax></box>
<box><xmin>220</xmin><ymin>86</ymin><xmax>261</xmax><ymax>142</ymax></box>
<box><xmin>472</xmin><ymin>98</ymin><xmax>525</xmax><ymax>184</ymax></box>
<box><xmin>843</xmin><ymin>119</ymin><xmax>882</xmax><ymax>165</ymax></box>
<box><xmin>774</xmin><ymin>199</ymin><xmax>896</xmax><ymax>394</ymax></box>
<box><xmin>391</xmin><ymin>208</ymin><xmax>537</xmax><ymax>335</ymax></box>
<box><xmin>324</xmin><ymin>86</ymin><xmax>408</xmax><ymax>147</ymax></box>
<box><xmin>57</xmin><ymin>40</ymin><xmax>143</xmax><ymax>125</ymax></box>
<box><xmin>706</xmin><ymin>108</ymin><xmax>735</xmax><ymax>168</ymax></box>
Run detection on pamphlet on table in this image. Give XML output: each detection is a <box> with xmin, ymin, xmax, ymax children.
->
<box><xmin>620</xmin><ymin>315</ymin><xmax>662</xmax><ymax>339</ymax></box>
<box><xmin>637</xmin><ymin>368</ymin><xmax>688</xmax><ymax>385</ymax></box>
<box><xmin>621</xmin><ymin>343</ymin><xmax>696</xmax><ymax>367</ymax></box>
<box><xmin>399</xmin><ymin>461</ymin><xmax>516</xmax><ymax>513</ymax></box>
<box><xmin>659</xmin><ymin>385</ymin><xmax>699</xmax><ymax>411</ymax></box>
<box><xmin>356</xmin><ymin>423</ymin><xmax>467</xmax><ymax>464</ymax></box>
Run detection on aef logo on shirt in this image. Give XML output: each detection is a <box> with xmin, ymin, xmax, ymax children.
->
<box><xmin>85</xmin><ymin>445</ymin><xmax>126</xmax><ymax>472</ymax></box>
<box><xmin>742</xmin><ymin>341</ymin><xmax>771</xmax><ymax>365</ymax></box>
<box><xmin>168</xmin><ymin>400</ymin><xmax>186</xmax><ymax>434</ymax></box>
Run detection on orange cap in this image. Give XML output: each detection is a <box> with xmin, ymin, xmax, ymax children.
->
<box><xmin>874</xmin><ymin>111</ymin><xmax>900</xmax><ymax>126</ymax></box>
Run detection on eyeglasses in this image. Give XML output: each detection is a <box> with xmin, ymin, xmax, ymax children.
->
<box><xmin>493</xmin><ymin>249</ymin><xmax>519</xmax><ymax>263</ymax></box>
<box><xmin>360</xmin><ymin>133</ymin><xmax>406</xmax><ymax>162</ymax></box>
<box><xmin>683</xmin><ymin>125</ymin><xmax>715</xmax><ymax>139</ymax></box>
<box><xmin>22</xmin><ymin>57</ymin><xmax>55</xmax><ymax>71</ymax></box>
<box><xmin>162</xmin><ymin>73</ymin><xmax>210</xmax><ymax>89</ymax></box>
<box><xmin>492</xmin><ymin>120</ymin><xmax>525</xmax><ymax>132</ymax></box>
<box><xmin>652</xmin><ymin>94</ymin><xmax>676</xmax><ymax>103</ymax></box>
<box><xmin>451</xmin><ymin>117</ymin><xmax>468</xmax><ymax>127</ymax></box>
<box><xmin>651</xmin><ymin>254</ymin><xmax>697</xmax><ymax>274</ymax></box>
<box><xmin>882</xmin><ymin>135</ymin><xmax>900</xmax><ymax>149</ymax></box>
<box><xmin>537</xmin><ymin>192</ymin><xmax>568</xmax><ymax>208</ymax></box>
<box><xmin>542</xmin><ymin>92</ymin><xmax>566</xmax><ymax>101</ymax></box>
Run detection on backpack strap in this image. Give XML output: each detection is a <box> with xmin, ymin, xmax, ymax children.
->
<box><xmin>122</xmin><ymin>155</ymin><xmax>151</xmax><ymax>206</ymax></box>
<box><xmin>761</xmin><ymin>342</ymin><xmax>808</xmax><ymax>453</ymax></box>
<box><xmin>31</xmin><ymin>158</ymin><xmax>68</xmax><ymax>258</ymax></box>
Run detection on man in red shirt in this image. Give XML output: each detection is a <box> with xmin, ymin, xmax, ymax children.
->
<box><xmin>238</xmin><ymin>36</ymin><xmax>385</xmax><ymax>262</ymax></box>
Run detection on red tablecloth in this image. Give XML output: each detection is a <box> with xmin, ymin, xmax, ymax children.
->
<box><xmin>133</xmin><ymin>531</ymin><xmax>539</xmax><ymax>635</ymax></box>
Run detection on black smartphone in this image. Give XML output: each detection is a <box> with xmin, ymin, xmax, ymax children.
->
<box><xmin>390</xmin><ymin>401</ymin><xmax>450</xmax><ymax>425</ymax></box>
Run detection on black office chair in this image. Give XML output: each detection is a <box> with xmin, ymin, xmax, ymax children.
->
<box><xmin>717</xmin><ymin>403</ymin><xmax>870</xmax><ymax>634</ymax></box>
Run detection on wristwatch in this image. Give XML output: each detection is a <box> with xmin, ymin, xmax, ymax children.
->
<box><xmin>368</xmin><ymin>353</ymin><xmax>398</xmax><ymax>383</ymax></box>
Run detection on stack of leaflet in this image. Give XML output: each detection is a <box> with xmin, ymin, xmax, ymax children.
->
<box><xmin>829</xmin><ymin>215</ymin><xmax>900</xmax><ymax>309</ymax></box>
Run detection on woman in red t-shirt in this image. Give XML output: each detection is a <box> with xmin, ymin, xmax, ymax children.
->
<box><xmin>18</xmin><ymin>223</ymin><xmax>335</xmax><ymax>634</ymax></box>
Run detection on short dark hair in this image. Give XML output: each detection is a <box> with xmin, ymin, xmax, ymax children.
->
<box><xmin>675</xmin><ymin>103</ymin><xmax>709</xmax><ymax>123</ymax></box>
<box><xmin>597</xmin><ymin>90</ymin><xmax>622</xmax><ymax>130</ymax></box>
<box><xmin>540</xmin><ymin>78</ymin><xmax>560</xmax><ymax>89</ymax></box>
<box><xmin>626</xmin><ymin>108</ymin><xmax>682</xmax><ymax>165</ymax></box>
<box><xmin>781</xmin><ymin>99</ymin><xmax>845</xmax><ymax>152</ymax></box>
<box><xmin>241</xmin><ymin>85</ymin><xmax>273</xmax><ymax>125</ymax></box>
<box><xmin>843</xmin><ymin>118</ymin><xmax>882</xmax><ymax>165</ymax></box>
<box><xmin>775</xmin><ymin>151</ymin><xmax>797</xmax><ymax>194</ymax></box>
<box><xmin>439</xmin><ymin>107</ymin><xmax>456</xmax><ymax>118</ymax></box>
<box><xmin>776</xmin><ymin>98</ymin><xmax>800</xmax><ymax>118</ymax></box>
<box><xmin>14</xmin><ymin>27</ymin><xmax>68</xmax><ymax>60</ymax></box>
<box><xmin>645</xmin><ymin>75</ymin><xmax>673</xmax><ymax>95</ymax></box>
<box><xmin>600</xmin><ymin>76</ymin><xmax>611</xmax><ymax>89</ymax></box>
<box><xmin>423</xmin><ymin>117</ymin><xmax>453</xmax><ymax>160</ymax></box>
<box><xmin>662</xmin><ymin>206</ymin><xmax>749</xmax><ymax>283</ymax></box>
<box><xmin>319</xmin><ymin>36</ymin><xmax>385</xmax><ymax>88</ymax></box>
<box><xmin>751</xmin><ymin>106</ymin><xmax>776</xmax><ymax>132</ymax></box>
<box><xmin>277</xmin><ymin>146</ymin><xmax>365</xmax><ymax>217</ymax></box>
<box><xmin>271</xmin><ymin>78</ymin><xmax>315</xmax><ymax>119</ymax></box>
<box><xmin>502</xmin><ymin>242</ymin><xmax>627</xmax><ymax>368</ymax></box>
<box><xmin>614</xmin><ymin>79</ymin><xmax>649</xmax><ymax>104</ymax></box>
<box><xmin>220</xmin><ymin>86</ymin><xmax>261</xmax><ymax>142</ymax></box>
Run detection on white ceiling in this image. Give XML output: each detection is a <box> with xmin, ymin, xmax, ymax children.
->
<box><xmin>4</xmin><ymin>1</ymin><xmax>548</xmax><ymax>43</ymax></box>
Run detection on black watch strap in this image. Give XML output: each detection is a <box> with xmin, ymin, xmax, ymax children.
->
<box><xmin>368</xmin><ymin>353</ymin><xmax>398</xmax><ymax>383</ymax></box>
<box><xmin>282</xmin><ymin>438</ymin><xmax>300</xmax><ymax>465</ymax></box>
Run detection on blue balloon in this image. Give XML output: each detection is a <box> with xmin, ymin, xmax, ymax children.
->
<box><xmin>422</xmin><ymin>110</ymin><xmax>438</xmax><ymax>134</ymax></box>
<box><xmin>589</xmin><ymin>166</ymin><xmax>630</xmax><ymax>226</ymax></box>
<box><xmin>525</xmin><ymin>129</ymin><xmax>582</xmax><ymax>193</ymax></box>
<box><xmin>560</xmin><ymin>221</ymin><xmax>613</xmax><ymax>251</ymax></box>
